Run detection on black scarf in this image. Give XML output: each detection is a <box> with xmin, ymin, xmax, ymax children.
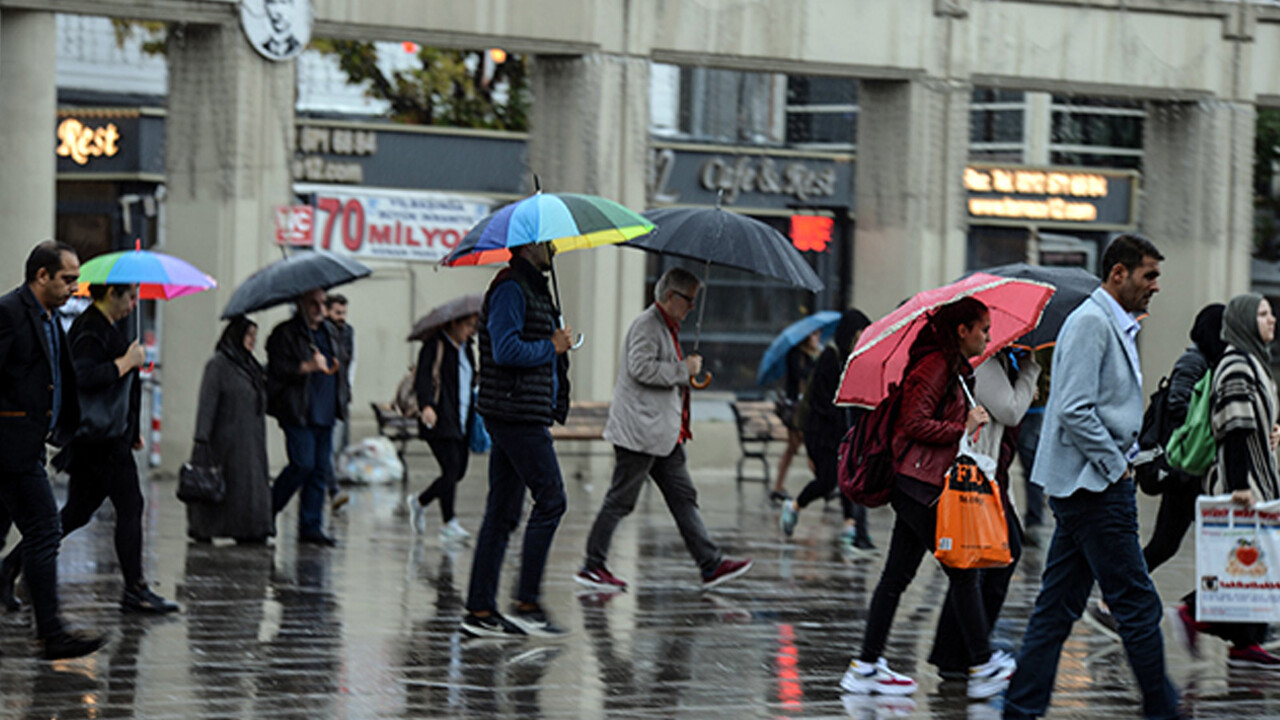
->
<box><xmin>217</xmin><ymin>316</ymin><xmax>266</xmax><ymax>409</ymax></box>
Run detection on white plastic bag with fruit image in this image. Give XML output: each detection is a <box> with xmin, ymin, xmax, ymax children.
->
<box><xmin>1195</xmin><ymin>495</ymin><xmax>1280</xmax><ymax>623</ymax></box>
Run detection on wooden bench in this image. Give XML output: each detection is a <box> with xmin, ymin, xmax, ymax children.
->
<box><xmin>730</xmin><ymin>400</ymin><xmax>791</xmax><ymax>485</ymax></box>
<box><xmin>371</xmin><ymin>401</ymin><xmax>416</xmax><ymax>484</ymax></box>
<box><xmin>550</xmin><ymin>402</ymin><xmax>612</xmax><ymax>472</ymax></box>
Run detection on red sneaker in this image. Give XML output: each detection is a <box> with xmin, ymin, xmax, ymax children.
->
<box><xmin>702</xmin><ymin>557</ymin><xmax>753</xmax><ymax>589</ymax></box>
<box><xmin>575</xmin><ymin>565</ymin><xmax>628</xmax><ymax>592</ymax></box>
<box><xmin>1229</xmin><ymin>644</ymin><xmax>1280</xmax><ymax>670</ymax></box>
<box><xmin>1165</xmin><ymin>604</ymin><xmax>1200</xmax><ymax>659</ymax></box>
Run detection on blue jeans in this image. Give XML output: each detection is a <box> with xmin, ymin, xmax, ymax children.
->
<box><xmin>465</xmin><ymin>420</ymin><xmax>566</xmax><ymax>613</ymax></box>
<box><xmin>1016</xmin><ymin>412</ymin><xmax>1046</xmax><ymax>528</ymax></box>
<box><xmin>272</xmin><ymin>424</ymin><xmax>333</xmax><ymax>537</ymax></box>
<box><xmin>1004</xmin><ymin>478</ymin><xmax>1179</xmax><ymax>720</ymax></box>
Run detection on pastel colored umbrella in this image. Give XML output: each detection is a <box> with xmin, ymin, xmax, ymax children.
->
<box><xmin>440</xmin><ymin>192</ymin><xmax>655</xmax><ymax>268</ymax></box>
<box><xmin>76</xmin><ymin>243</ymin><xmax>217</xmax><ymax>301</ymax></box>
<box><xmin>835</xmin><ymin>273</ymin><xmax>1055</xmax><ymax>407</ymax></box>
<box><xmin>756</xmin><ymin>311</ymin><xmax>841</xmax><ymax>386</ymax></box>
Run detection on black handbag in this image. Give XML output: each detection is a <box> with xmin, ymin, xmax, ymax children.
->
<box><xmin>177</xmin><ymin>442</ymin><xmax>225</xmax><ymax>504</ymax></box>
<box><xmin>77</xmin><ymin>374</ymin><xmax>133</xmax><ymax>441</ymax></box>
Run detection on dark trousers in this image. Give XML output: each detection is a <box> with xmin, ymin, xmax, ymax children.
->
<box><xmin>7</xmin><ymin>440</ymin><xmax>145</xmax><ymax>589</ymax></box>
<box><xmin>930</xmin><ymin>500</ymin><xmax>1023</xmax><ymax>670</ymax></box>
<box><xmin>796</xmin><ymin>437</ymin><xmax>868</xmax><ymax>537</ymax></box>
<box><xmin>0</xmin><ymin>461</ymin><xmax>65</xmax><ymax>638</ymax></box>
<box><xmin>585</xmin><ymin>444</ymin><xmax>720</xmax><ymax>577</ymax></box>
<box><xmin>419</xmin><ymin>437</ymin><xmax>470</xmax><ymax>523</ymax></box>
<box><xmin>1142</xmin><ymin>478</ymin><xmax>1198</xmax><ymax>573</ymax></box>
<box><xmin>272</xmin><ymin>424</ymin><xmax>333</xmax><ymax>537</ymax></box>
<box><xmin>465</xmin><ymin>420</ymin><xmax>566</xmax><ymax>613</ymax></box>
<box><xmin>859</xmin><ymin>484</ymin><xmax>991</xmax><ymax>666</ymax></box>
<box><xmin>1016</xmin><ymin>413</ymin><xmax>1046</xmax><ymax>528</ymax></box>
<box><xmin>1004</xmin><ymin>479</ymin><xmax>1179</xmax><ymax>720</ymax></box>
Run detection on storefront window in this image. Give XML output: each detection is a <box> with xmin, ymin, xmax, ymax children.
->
<box><xmin>785</xmin><ymin>75</ymin><xmax>857</xmax><ymax>148</ymax></box>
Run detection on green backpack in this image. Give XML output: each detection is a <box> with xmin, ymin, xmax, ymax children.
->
<box><xmin>1165</xmin><ymin>370</ymin><xmax>1215</xmax><ymax>476</ymax></box>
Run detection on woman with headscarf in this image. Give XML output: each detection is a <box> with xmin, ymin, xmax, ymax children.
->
<box><xmin>779</xmin><ymin>309</ymin><xmax>875</xmax><ymax>549</ymax></box>
<box><xmin>1166</xmin><ymin>294</ymin><xmax>1280</xmax><ymax>668</ymax></box>
<box><xmin>187</xmin><ymin>316</ymin><xmax>273</xmax><ymax>544</ymax></box>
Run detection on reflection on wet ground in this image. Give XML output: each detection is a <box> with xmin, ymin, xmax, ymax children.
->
<box><xmin>0</xmin><ymin>457</ymin><xmax>1276</xmax><ymax>719</ymax></box>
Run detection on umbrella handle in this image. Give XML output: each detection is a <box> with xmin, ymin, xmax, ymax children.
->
<box><xmin>690</xmin><ymin>371</ymin><xmax>713</xmax><ymax>390</ymax></box>
<box><xmin>570</xmin><ymin>333</ymin><xmax>585</xmax><ymax>351</ymax></box>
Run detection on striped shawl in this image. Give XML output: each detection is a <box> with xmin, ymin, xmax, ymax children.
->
<box><xmin>1207</xmin><ymin>348</ymin><xmax>1280</xmax><ymax>501</ymax></box>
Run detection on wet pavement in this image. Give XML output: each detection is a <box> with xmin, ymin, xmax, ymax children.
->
<box><xmin>0</xmin><ymin>451</ymin><xmax>1278</xmax><ymax>719</ymax></box>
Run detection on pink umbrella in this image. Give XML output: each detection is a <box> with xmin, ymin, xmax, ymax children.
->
<box><xmin>835</xmin><ymin>272</ymin><xmax>1055</xmax><ymax>407</ymax></box>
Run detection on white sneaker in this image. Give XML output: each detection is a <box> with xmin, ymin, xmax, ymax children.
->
<box><xmin>968</xmin><ymin>650</ymin><xmax>1016</xmax><ymax>699</ymax></box>
<box><xmin>839</xmin><ymin>657</ymin><xmax>918</xmax><ymax>695</ymax></box>
<box><xmin>406</xmin><ymin>495</ymin><xmax>427</xmax><ymax>534</ymax></box>
<box><xmin>440</xmin><ymin>519</ymin><xmax>471</xmax><ymax>543</ymax></box>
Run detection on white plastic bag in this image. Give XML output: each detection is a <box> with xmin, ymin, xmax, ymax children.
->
<box><xmin>1195</xmin><ymin>495</ymin><xmax>1280</xmax><ymax>623</ymax></box>
<box><xmin>337</xmin><ymin>436</ymin><xmax>404</xmax><ymax>485</ymax></box>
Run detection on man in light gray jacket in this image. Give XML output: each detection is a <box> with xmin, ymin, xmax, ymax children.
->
<box><xmin>1003</xmin><ymin>234</ymin><xmax>1180</xmax><ymax>720</ymax></box>
<box><xmin>575</xmin><ymin>267</ymin><xmax>753</xmax><ymax>592</ymax></box>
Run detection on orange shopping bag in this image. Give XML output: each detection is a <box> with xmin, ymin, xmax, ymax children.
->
<box><xmin>934</xmin><ymin>432</ymin><xmax>1012</xmax><ymax>570</ymax></box>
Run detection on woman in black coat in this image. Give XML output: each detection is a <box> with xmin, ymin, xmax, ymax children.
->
<box><xmin>188</xmin><ymin>316</ymin><xmax>273</xmax><ymax>544</ymax></box>
<box><xmin>408</xmin><ymin>314</ymin><xmax>479</xmax><ymax>542</ymax></box>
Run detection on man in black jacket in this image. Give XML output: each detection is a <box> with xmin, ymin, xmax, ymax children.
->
<box><xmin>0</xmin><ymin>241</ymin><xmax>105</xmax><ymax>659</ymax></box>
<box><xmin>267</xmin><ymin>287</ymin><xmax>350</xmax><ymax>546</ymax></box>
<box><xmin>1</xmin><ymin>283</ymin><xmax>178</xmax><ymax>615</ymax></box>
<box><xmin>461</xmin><ymin>243</ymin><xmax>573</xmax><ymax>638</ymax></box>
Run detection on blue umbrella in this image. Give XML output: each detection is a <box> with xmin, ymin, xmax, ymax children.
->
<box><xmin>756</xmin><ymin>311</ymin><xmax>842</xmax><ymax>385</ymax></box>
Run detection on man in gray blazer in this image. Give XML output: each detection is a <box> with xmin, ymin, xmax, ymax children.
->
<box><xmin>575</xmin><ymin>267</ymin><xmax>752</xmax><ymax>592</ymax></box>
<box><xmin>1004</xmin><ymin>235</ymin><xmax>1181</xmax><ymax>720</ymax></box>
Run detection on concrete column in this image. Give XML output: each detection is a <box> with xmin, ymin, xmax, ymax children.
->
<box><xmin>0</xmin><ymin>10</ymin><xmax>56</xmax><ymax>273</ymax></box>
<box><xmin>160</xmin><ymin>22</ymin><xmax>296</xmax><ymax>473</ymax></box>
<box><xmin>853</xmin><ymin>78</ymin><xmax>971</xmax><ymax>319</ymax></box>
<box><xmin>1141</xmin><ymin>100</ymin><xmax>1254</xmax><ymax>393</ymax></box>
<box><xmin>1024</xmin><ymin>91</ymin><xmax>1053</xmax><ymax>166</ymax></box>
<box><xmin>528</xmin><ymin>53</ymin><xmax>649</xmax><ymax>476</ymax></box>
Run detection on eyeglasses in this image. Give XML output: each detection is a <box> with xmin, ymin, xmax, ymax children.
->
<box><xmin>672</xmin><ymin>290</ymin><xmax>697</xmax><ymax>304</ymax></box>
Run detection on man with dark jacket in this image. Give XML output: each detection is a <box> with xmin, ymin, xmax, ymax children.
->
<box><xmin>267</xmin><ymin>287</ymin><xmax>350</xmax><ymax>547</ymax></box>
<box><xmin>461</xmin><ymin>242</ymin><xmax>573</xmax><ymax>638</ymax></box>
<box><xmin>0</xmin><ymin>241</ymin><xmax>105</xmax><ymax>659</ymax></box>
<box><xmin>1</xmin><ymin>283</ymin><xmax>177</xmax><ymax>615</ymax></box>
<box><xmin>324</xmin><ymin>293</ymin><xmax>354</xmax><ymax>512</ymax></box>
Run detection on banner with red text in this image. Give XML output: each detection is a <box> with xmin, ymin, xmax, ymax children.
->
<box><xmin>293</xmin><ymin>183</ymin><xmax>491</xmax><ymax>263</ymax></box>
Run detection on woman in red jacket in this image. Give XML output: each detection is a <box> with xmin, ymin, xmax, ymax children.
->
<box><xmin>840</xmin><ymin>297</ymin><xmax>1015</xmax><ymax>700</ymax></box>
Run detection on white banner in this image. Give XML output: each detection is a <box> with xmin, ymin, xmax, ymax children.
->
<box><xmin>293</xmin><ymin>183</ymin><xmax>491</xmax><ymax>263</ymax></box>
<box><xmin>1196</xmin><ymin>495</ymin><xmax>1280</xmax><ymax>623</ymax></box>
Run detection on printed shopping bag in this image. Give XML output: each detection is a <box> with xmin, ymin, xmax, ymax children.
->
<box><xmin>935</xmin><ymin>430</ymin><xmax>1012</xmax><ymax>570</ymax></box>
<box><xmin>1195</xmin><ymin>495</ymin><xmax>1280</xmax><ymax>623</ymax></box>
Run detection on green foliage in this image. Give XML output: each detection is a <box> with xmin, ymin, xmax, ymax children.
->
<box><xmin>1256</xmin><ymin>110</ymin><xmax>1280</xmax><ymax>259</ymax></box>
<box><xmin>313</xmin><ymin>40</ymin><xmax>530</xmax><ymax>131</ymax></box>
<box><xmin>110</xmin><ymin>19</ymin><xmax>167</xmax><ymax>56</ymax></box>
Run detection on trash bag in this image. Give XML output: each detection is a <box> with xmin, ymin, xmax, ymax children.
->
<box><xmin>337</xmin><ymin>436</ymin><xmax>404</xmax><ymax>485</ymax></box>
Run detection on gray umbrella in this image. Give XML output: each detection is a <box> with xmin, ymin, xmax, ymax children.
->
<box><xmin>221</xmin><ymin>252</ymin><xmax>372</xmax><ymax>319</ymax></box>
<box><xmin>408</xmin><ymin>293</ymin><xmax>484</xmax><ymax>341</ymax></box>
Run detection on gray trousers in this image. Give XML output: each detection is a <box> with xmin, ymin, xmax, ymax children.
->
<box><xmin>586</xmin><ymin>444</ymin><xmax>721</xmax><ymax>577</ymax></box>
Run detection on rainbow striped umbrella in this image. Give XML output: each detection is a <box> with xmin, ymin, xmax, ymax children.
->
<box><xmin>441</xmin><ymin>192</ymin><xmax>654</xmax><ymax>267</ymax></box>
<box><xmin>76</xmin><ymin>244</ymin><xmax>217</xmax><ymax>300</ymax></box>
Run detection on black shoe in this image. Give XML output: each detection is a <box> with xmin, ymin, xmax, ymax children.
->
<box><xmin>299</xmin><ymin>532</ymin><xmax>337</xmax><ymax>547</ymax></box>
<box><xmin>460</xmin><ymin>611</ymin><xmax>526</xmax><ymax>638</ymax></box>
<box><xmin>768</xmin><ymin>490</ymin><xmax>791</xmax><ymax>504</ymax></box>
<box><xmin>0</xmin><ymin>562</ymin><xmax>20</xmax><ymax>613</ymax></box>
<box><xmin>507</xmin><ymin>604</ymin><xmax>569</xmax><ymax>637</ymax></box>
<box><xmin>41</xmin><ymin>630</ymin><xmax>107</xmax><ymax>660</ymax></box>
<box><xmin>121</xmin><ymin>584</ymin><xmax>180</xmax><ymax>614</ymax></box>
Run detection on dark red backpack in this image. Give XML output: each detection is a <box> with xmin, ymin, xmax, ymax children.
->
<box><xmin>838</xmin><ymin>381</ymin><xmax>907</xmax><ymax>508</ymax></box>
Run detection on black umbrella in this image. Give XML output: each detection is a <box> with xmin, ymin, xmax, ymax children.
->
<box><xmin>628</xmin><ymin>205</ymin><xmax>825</xmax><ymax>388</ymax></box>
<box><xmin>408</xmin><ymin>293</ymin><xmax>483</xmax><ymax>341</ymax></box>
<box><xmin>221</xmin><ymin>252</ymin><xmax>372</xmax><ymax>319</ymax></box>
<box><xmin>961</xmin><ymin>263</ymin><xmax>1099</xmax><ymax>349</ymax></box>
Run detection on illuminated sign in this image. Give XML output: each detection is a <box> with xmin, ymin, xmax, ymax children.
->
<box><xmin>964</xmin><ymin>164</ymin><xmax>1137</xmax><ymax>229</ymax></box>
<box><xmin>790</xmin><ymin>215</ymin><xmax>833</xmax><ymax>252</ymax></box>
<box><xmin>56</xmin><ymin>118</ymin><xmax>120</xmax><ymax>166</ymax></box>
